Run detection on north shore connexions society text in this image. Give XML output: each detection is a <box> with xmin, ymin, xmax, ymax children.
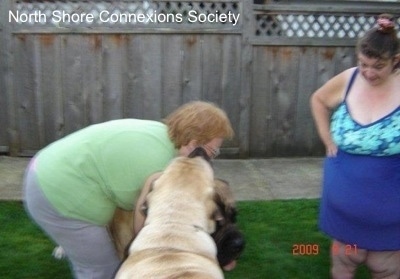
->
<box><xmin>9</xmin><ymin>10</ymin><xmax>241</xmax><ymax>26</ymax></box>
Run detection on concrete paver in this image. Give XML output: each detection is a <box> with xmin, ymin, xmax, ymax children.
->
<box><xmin>213</xmin><ymin>158</ymin><xmax>323</xmax><ymax>200</ymax></box>
<box><xmin>0</xmin><ymin>156</ymin><xmax>324</xmax><ymax>201</ymax></box>
<box><xmin>0</xmin><ymin>156</ymin><xmax>31</xmax><ymax>200</ymax></box>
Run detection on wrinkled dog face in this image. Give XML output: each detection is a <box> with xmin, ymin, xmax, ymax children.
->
<box><xmin>187</xmin><ymin>148</ymin><xmax>245</xmax><ymax>269</ymax></box>
<box><xmin>212</xmin><ymin>179</ymin><xmax>245</xmax><ymax>269</ymax></box>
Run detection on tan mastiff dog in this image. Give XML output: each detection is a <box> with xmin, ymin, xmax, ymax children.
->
<box><xmin>114</xmin><ymin>156</ymin><xmax>224</xmax><ymax>279</ymax></box>
<box><xmin>109</xmin><ymin>178</ymin><xmax>244</xmax><ymax>271</ymax></box>
<box><xmin>110</xmin><ymin>148</ymin><xmax>245</xmax><ymax>274</ymax></box>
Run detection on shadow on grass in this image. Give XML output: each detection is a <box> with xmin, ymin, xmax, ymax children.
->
<box><xmin>1</xmin><ymin>200</ymin><xmax>370</xmax><ymax>279</ymax></box>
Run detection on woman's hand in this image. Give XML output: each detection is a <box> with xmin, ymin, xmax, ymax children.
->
<box><xmin>325</xmin><ymin>142</ymin><xmax>338</xmax><ymax>157</ymax></box>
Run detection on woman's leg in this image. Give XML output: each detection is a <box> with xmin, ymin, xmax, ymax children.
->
<box><xmin>366</xmin><ymin>250</ymin><xmax>400</xmax><ymax>279</ymax></box>
<box><xmin>23</xmin><ymin>163</ymin><xmax>121</xmax><ymax>279</ymax></box>
<box><xmin>330</xmin><ymin>240</ymin><xmax>367</xmax><ymax>279</ymax></box>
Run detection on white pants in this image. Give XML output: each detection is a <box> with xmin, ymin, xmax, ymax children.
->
<box><xmin>23</xmin><ymin>160</ymin><xmax>121</xmax><ymax>279</ymax></box>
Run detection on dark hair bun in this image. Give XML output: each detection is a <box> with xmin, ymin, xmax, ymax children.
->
<box><xmin>377</xmin><ymin>14</ymin><xmax>396</xmax><ymax>34</ymax></box>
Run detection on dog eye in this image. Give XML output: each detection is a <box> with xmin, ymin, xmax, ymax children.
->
<box><xmin>140</xmin><ymin>202</ymin><xmax>148</xmax><ymax>216</ymax></box>
<box><xmin>216</xmin><ymin>219</ymin><xmax>225</xmax><ymax>227</ymax></box>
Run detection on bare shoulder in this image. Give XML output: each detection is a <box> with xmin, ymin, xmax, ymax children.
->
<box><xmin>312</xmin><ymin>67</ymin><xmax>356</xmax><ymax>108</ymax></box>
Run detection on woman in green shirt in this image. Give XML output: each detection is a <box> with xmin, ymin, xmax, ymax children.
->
<box><xmin>24</xmin><ymin>101</ymin><xmax>234</xmax><ymax>279</ymax></box>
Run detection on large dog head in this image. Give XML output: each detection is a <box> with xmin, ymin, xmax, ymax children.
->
<box><xmin>188</xmin><ymin>147</ymin><xmax>245</xmax><ymax>270</ymax></box>
<box><xmin>145</xmin><ymin>155</ymin><xmax>218</xmax><ymax>234</ymax></box>
<box><xmin>212</xmin><ymin>179</ymin><xmax>245</xmax><ymax>271</ymax></box>
<box><xmin>120</xmin><ymin>149</ymin><xmax>245</xmax><ymax>272</ymax></box>
<box><xmin>116</xmin><ymin>156</ymin><xmax>227</xmax><ymax>278</ymax></box>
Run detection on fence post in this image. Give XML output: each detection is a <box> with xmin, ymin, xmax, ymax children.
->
<box><xmin>0</xmin><ymin>1</ymin><xmax>6</xmax><ymax>153</ymax></box>
<box><xmin>238</xmin><ymin>0</ymin><xmax>253</xmax><ymax>158</ymax></box>
<box><xmin>1</xmin><ymin>0</ymin><xmax>19</xmax><ymax>156</ymax></box>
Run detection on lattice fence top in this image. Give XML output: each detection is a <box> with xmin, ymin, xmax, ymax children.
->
<box><xmin>8</xmin><ymin>1</ymin><xmax>400</xmax><ymax>41</ymax></box>
<box><xmin>255</xmin><ymin>13</ymin><xmax>400</xmax><ymax>39</ymax></box>
<box><xmin>10</xmin><ymin>0</ymin><xmax>241</xmax><ymax>29</ymax></box>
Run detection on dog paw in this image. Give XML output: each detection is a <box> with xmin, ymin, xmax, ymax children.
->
<box><xmin>52</xmin><ymin>246</ymin><xmax>66</xmax><ymax>260</ymax></box>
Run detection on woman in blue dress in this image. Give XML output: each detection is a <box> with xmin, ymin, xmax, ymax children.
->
<box><xmin>311</xmin><ymin>14</ymin><xmax>400</xmax><ymax>278</ymax></box>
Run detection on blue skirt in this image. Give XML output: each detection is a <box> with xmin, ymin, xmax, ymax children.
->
<box><xmin>319</xmin><ymin>150</ymin><xmax>400</xmax><ymax>250</ymax></box>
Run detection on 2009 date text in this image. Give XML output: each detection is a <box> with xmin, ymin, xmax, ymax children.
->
<box><xmin>292</xmin><ymin>244</ymin><xmax>320</xmax><ymax>256</ymax></box>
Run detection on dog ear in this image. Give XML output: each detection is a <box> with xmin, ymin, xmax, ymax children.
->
<box><xmin>212</xmin><ymin>207</ymin><xmax>224</xmax><ymax>222</ymax></box>
<box><xmin>213</xmin><ymin>179</ymin><xmax>239</xmax><ymax>225</ymax></box>
<box><xmin>140</xmin><ymin>180</ymin><xmax>156</xmax><ymax>216</ymax></box>
<box><xmin>212</xmin><ymin>186</ymin><xmax>227</xmax><ymax>226</ymax></box>
<box><xmin>188</xmin><ymin>147</ymin><xmax>211</xmax><ymax>162</ymax></box>
<box><xmin>214</xmin><ymin>179</ymin><xmax>236</xmax><ymax>209</ymax></box>
<box><xmin>140</xmin><ymin>201</ymin><xmax>148</xmax><ymax>216</ymax></box>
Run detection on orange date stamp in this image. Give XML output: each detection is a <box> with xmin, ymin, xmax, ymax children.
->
<box><xmin>331</xmin><ymin>243</ymin><xmax>358</xmax><ymax>256</ymax></box>
<box><xmin>292</xmin><ymin>244</ymin><xmax>320</xmax><ymax>256</ymax></box>
<box><xmin>292</xmin><ymin>243</ymin><xmax>358</xmax><ymax>256</ymax></box>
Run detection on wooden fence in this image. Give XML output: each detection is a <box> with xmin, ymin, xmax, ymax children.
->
<box><xmin>1</xmin><ymin>0</ymin><xmax>399</xmax><ymax>158</ymax></box>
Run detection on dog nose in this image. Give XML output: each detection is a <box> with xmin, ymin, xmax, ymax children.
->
<box><xmin>231</xmin><ymin>237</ymin><xmax>245</xmax><ymax>252</ymax></box>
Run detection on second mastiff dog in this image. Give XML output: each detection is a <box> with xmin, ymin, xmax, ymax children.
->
<box><xmin>114</xmin><ymin>155</ymin><xmax>244</xmax><ymax>278</ymax></box>
<box><xmin>211</xmin><ymin>179</ymin><xmax>244</xmax><ymax>270</ymax></box>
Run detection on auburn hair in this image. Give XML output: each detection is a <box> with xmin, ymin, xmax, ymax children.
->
<box><xmin>164</xmin><ymin>101</ymin><xmax>234</xmax><ymax>148</ymax></box>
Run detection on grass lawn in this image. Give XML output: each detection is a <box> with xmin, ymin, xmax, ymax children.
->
<box><xmin>1</xmin><ymin>200</ymin><xmax>371</xmax><ymax>279</ymax></box>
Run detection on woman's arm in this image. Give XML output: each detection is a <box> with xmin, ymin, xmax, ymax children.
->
<box><xmin>310</xmin><ymin>69</ymin><xmax>351</xmax><ymax>156</ymax></box>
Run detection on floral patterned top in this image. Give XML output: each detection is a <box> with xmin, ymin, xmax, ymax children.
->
<box><xmin>330</xmin><ymin>69</ymin><xmax>400</xmax><ymax>156</ymax></box>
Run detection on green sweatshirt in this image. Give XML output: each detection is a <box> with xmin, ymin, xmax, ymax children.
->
<box><xmin>34</xmin><ymin>119</ymin><xmax>176</xmax><ymax>225</ymax></box>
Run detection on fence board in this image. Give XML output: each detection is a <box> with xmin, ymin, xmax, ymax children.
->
<box><xmin>83</xmin><ymin>35</ymin><xmax>105</xmax><ymax>124</ymax></box>
<box><xmin>14</xmin><ymin>34</ymin><xmax>40</xmax><ymax>153</ymax></box>
<box><xmin>38</xmin><ymin>35</ymin><xmax>63</xmax><ymax>145</ymax></box>
<box><xmin>60</xmin><ymin>36</ymin><xmax>86</xmax><ymax>134</ymax></box>
<box><xmin>2</xmin><ymin>0</ymin><xmax>398</xmax><ymax>157</ymax></box>
<box><xmin>220</xmin><ymin>35</ymin><xmax>241</xmax><ymax>149</ymax></box>
<box><xmin>1</xmin><ymin>0</ymin><xmax>17</xmax><ymax>154</ymax></box>
<box><xmin>273</xmin><ymin>47</ymin><xmax>300</xmax><ymax>156</ymax></box>
<box><xmin>126</xmin><ymin>34</ymin><xmax>163</xmax><ymax>119</ymax></box>
<box><xmin>237</xmin><ymin>0</ymin><xmax>253</xmax><ymax>157</ymax></box>
<box><xmin>202</xmin><ymin>35</ymin><xmax>223</xmax><ymax>103</ymax></box>
<box><xmin>126</xmin><ymin>35</ymin><xmax>146</xmax><ymax>119</ymax></box>
<box><xmin>160</xmin><ymin>35</ymin><xmax>184</xmax><ymax>116</ymax></box>
<box><xmin>250</xmin><ymin>45</ymin><xmax>272</xmax><ymax>156</ymax></box>
<box><xmin>102</xmin><ymin>35</ymin><xmax>127</xmax><ymax>120</ymax></box>
<box><xmin>249</xmin><ymin>45</ymin><xmax>357</xmax><ymax>157</ymax></box>
<box><xmin>138</xmin><ymin>35</ymin><xmax>163</xmax><ymax>119</ymax></box>
<box><xmin>294</xmin><ymin>47</ymin><xmax>321</xmax><ymax>156</ymax></box>
<box><xmin>182</xmin><ymin>35</ymin><xmax>203</xmax><ymax>102</ymax></box>
<box><xmin>0</xmin><ymin>1</ymin><xmax>7</xmax><ymax>152</ymax></box>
